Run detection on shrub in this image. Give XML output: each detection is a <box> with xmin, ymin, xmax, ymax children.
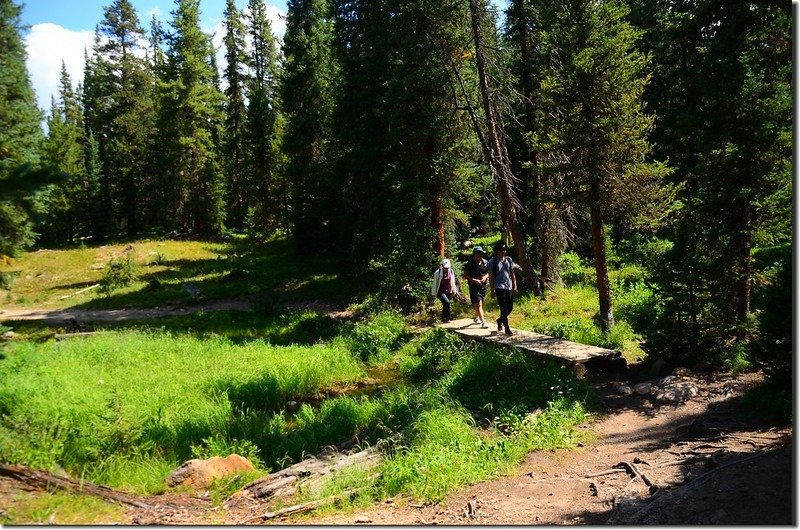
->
<box><xmin>559</xmin><ymin>252</ymin><xmax>587</xmax><ymax>286</ymax></box>
<box><xmin>99</xmin><ymin>254</ymin><xmax>137</xmax><ymax>295</ymax></box>
<box><xmin>349</xmin><ymin>311</ymin><xmax>409</xmax><ymax>362</ymax></box>
<box><xmin>399</xmin><ymin>328</ymin><xmax>469</xmax><ymax>382</ymax></box>
<box><xmin>0</xmin><ymin>271</ymin><xmax>13</xmax><ymax>291</ymax></box>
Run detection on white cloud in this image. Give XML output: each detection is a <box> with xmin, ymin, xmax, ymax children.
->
<box><xmin>25</xmin><ymin>23</ymin><xmax>94</xmax><ymax>113</ymax></box>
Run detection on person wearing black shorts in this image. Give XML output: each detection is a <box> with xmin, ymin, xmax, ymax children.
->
<box><xmin>463</xmin><ymin>246</ymin><xmax>489</xmax><ymax>329</ymax></box>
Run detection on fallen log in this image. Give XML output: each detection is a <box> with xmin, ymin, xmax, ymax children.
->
<box><xmin>241</xmin><ymin>438</ymin><xmax>392</xmax><ymax>500</ymax></box>
<box><xmin>241</xmin><ymin>486</ymin><xmax>364</xmax><ymax>523</ymax></box>
<box><xmin>0</xmin><ymin>464</ymin><xmax>154</xmax><ymax>509</ymax></box>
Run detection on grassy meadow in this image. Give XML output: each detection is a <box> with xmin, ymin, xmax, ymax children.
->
<box><xmin>0</xmin><ymin>235</ymin><xmax>661</xmax><ymax>523</ymax></box>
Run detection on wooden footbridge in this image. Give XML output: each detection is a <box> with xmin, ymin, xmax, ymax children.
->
<box><xmin>439</xmin><ymin>318</ymin><xmax>624</xmax><ymax>374</ymax></box>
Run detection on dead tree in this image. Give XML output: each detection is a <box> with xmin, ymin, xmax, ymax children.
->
<box><xmin>467</xmin><ymin>0</ymin><xmax>536</xmax><ymax>290</ymax></box>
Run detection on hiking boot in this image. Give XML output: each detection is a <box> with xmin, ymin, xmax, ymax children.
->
<box><xmin>504</xmin><ymin>329</ymin><xmax>513</xmax><ymax>335</ymax></box>
<box><xmin>473</xmin><ymin>317</ymin><xmax>479</xmax><ymax>323</ymax></box>
<box><xmin>480</xmin><ymin>321</ymin><xmax>488</xmax><ymax>329</ymax></box>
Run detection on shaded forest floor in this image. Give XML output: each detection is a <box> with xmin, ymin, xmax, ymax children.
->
<box><xmin>0</xmin><ymin>361</ymin><xmax>792</xmax><ymax>525</ymax></box>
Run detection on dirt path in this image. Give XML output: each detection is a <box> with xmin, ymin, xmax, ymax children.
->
<box><xmin>292</xmin><ymin>370</ymin><xmax>792</xmax><ymax>526</ymax></box>
<box><xmin>0</xmin><ymin>298</ymin><xmax>255</xmax><ymax>324</ymax></box>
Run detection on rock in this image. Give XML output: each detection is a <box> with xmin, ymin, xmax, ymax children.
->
<box><xmin>658</xmin><ymin>375</ymin><xmax>677</xmax><ymax>386</ymax></box>
<box><xmin>90</xmin><ymin>263</ymin><xmax>105</xmax><ymax>270</ymax></box>
<box><xmin>182</xmin><ymin>282</ymin><xmax>201</xmax><ymax>299</ymax></box>
<box><xmin>672</xmin><ymin>367</ymin><xmax>692</xmax><ymax>376</ymax></box>
<box><xmin>166</xmin><ymin>454</ymin><xmax>255</xmax><ymax>489</ymax></box>
<box><xmin>634</xmin><ymin>382</ymin><xmax>654</xmax><ymax>395</ymax></box>
<box><xmin>1</xmin><ymin>331</ymin><xmax>18</xmax><ymax>340</ymax></box>
<box><xmin>354</xmin><ymin>515</ymin><xmax>372</xmax><ymax>524</ymax></box>
<box><xmin>611</xmin><ymin>382</ymin><xmax>632</xmax><ymax>395</ymax></box>
<box><xmin>654</xmin><ymin>382</ymin><xmax>699</xmax><ymax>404</ymax></box>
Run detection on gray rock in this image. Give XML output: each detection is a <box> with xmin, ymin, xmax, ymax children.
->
<box><xmin>634</xmin><ymin>382</ymin><xmax>654</xmax><ymax>395</ymax></box>
<box><xmin>658</xmin><ymin>375</ymin><xmax>677</xmax><ymax>386</ymax></box>
<box><xmin>611</xmin><ymin>382</ymin><xmax>633</xmax><ymax>395</ymax></box>
<box><xmin>673</xmin><ymin>367</ymin><xmax>692</xmax><ymax>376</ymax></box>
<box><xmin>654</xmin><ymin>382</ymin><xmax>699</xmax><ymax>403</ymax></box>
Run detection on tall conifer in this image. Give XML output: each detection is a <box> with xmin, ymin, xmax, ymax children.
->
<box><xmin>0</xmin><ymin>0</ymin><xmax>47</xmax><ymax>256</ymax></box>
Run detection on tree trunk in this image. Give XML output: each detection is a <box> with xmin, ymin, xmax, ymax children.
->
<box><xmin>468</xmin><ymin>0</ymin><xmax>536</xmax><ymax>289</ymax></box>
<box><xmin>731</xmin><ymin>205</ymin><xmax>752</xmax><ymax>333</ymax></box>
<box><xmin>590</xmin><ymin>180</ymin><xmax>614</xmax><ymax>330</ymax></box>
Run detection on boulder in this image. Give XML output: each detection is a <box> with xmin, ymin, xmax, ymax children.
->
<box><xmin>611</xmin><ymin>382</ymin><xmax>633</xmax><ymax>395</ymax></box>
<box><xmin>654</xmin><ymin>382</ymin><xmax>699</xmax><ymax>404</ymax></box>
<box><xmin>634</xmin><ymin>382</ymin><xmax>654</xmax><ymax>395</ymax></box>
<box><xmin>167</xmin><ymin>454</ymin><xmax>255</xmax><ymax>489</ymax></box>
<box><xmin>658</xmin><ymin>375</ymin><xmax>677</xmax><ymax>386</ymax></box>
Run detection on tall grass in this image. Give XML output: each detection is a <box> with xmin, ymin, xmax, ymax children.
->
<box><xmin>0</xmin><ymin>331</ymin><xmax>364</xmax><ymax>492</ymax></box>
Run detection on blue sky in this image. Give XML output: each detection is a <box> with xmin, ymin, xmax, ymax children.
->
<box><xmin>20</xmin><ymin>0</ymin><xmax>287</xmax><ymax>113</ymax></box>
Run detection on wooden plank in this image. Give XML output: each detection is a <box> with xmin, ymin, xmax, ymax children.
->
<box><xmin>439</xmin><ymin>318</ymin><xmax>617</xmax><ymax>364</ymax></box>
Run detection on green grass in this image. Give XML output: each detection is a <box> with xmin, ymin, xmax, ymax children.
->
<box><xmin>0</xmin><ymin>331</ymin><xmax>365</xmax><ymax>492</ymax></box>
<box><xmin>0</xmin><ymin>235</ymin><xmax>358</xmax><ymax>310</ymax></box>
<box><xmin>0</xmin><ymin>491</ymin><xmax>126</xmax><ymax>525</ymax></box>
<box><xmin>0</xmin><ymin>234</ymin><xmax>612</xmax><ymax>520</ymax></box>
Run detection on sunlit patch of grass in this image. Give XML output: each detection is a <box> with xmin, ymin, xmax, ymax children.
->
<box><xmin>0</xmin><ymin>239</ymin><xmax>228</xmax><ymax>308</ymax></box>
<box><xmin>0</xmin><ymin>491</ymin><xmax>125</xmax><ymax>525</ymax></box>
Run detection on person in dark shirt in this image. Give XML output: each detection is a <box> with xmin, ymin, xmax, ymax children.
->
<box><xmin>488</xmin><ymin>241</ymin><xmax>517</xmax><ymax>335</ymax></box>
<box><xmin>463</xmin><ymin>246</ymin><xmax>489</xmax><ymax>328</ymax></box>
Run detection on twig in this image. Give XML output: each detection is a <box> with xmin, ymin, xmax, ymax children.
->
<box><xmin>629</xmin><ymin>461</ymin><xmax>658</xmax><ymax>494</ymax></box>
<box><xmin>585</xmin><ymin>468</ymin><xmax>628</xmax><ymax>479</ymax></box>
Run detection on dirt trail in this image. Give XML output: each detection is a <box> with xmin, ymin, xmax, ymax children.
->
<box><xmin>294</xmin><ymin>371</ymin><xmax>792</xmax><ymax>526</ymax></box>
<box><xmin>0</xmin><ymin>368</ymin><xmax>791</xmax><ymax>525</ymax></box>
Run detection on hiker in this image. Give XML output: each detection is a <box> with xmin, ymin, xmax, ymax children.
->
<box><xmin>463</xmin><ymin>246</ymin><xmax>489</xmax><ymax>328</ymax></box>
<box><xmin>488</xmin><ymin>242</ymin><xmax>517</xmax><ymax>335</ymax></box>
<box><xmin>431</xmin><ymin>258</ymin><xmax>459</xmax><ymax>323</ymax></box>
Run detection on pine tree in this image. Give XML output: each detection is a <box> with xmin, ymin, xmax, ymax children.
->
<box><xmin>157</xmin><ymin>0</ymin><xmax>226</xmax><ymax>234</ymax></box>
<box><xmin>244</xmin><ymin>0</ymin><xmax>282</xmax><ymax>236</ymax></box>
<box><xmin>331</xmin><ymin>0</ymin><xmax>484</xmax><ymax>293</ymax></box>
<box><xmin>633</xmin><ymin>0</ymin><xmax>791</xmax><ymax>360</ymax></box>
<box><xmin>536</xmin><ymin>0</ymin><xmax>672</xmax><ymax>330</ymax></box>
<box><xmin>96</xmin><ymin>0</ymin><xmax>155</xmax><ymax>236</ymax></box>
<box><xmin>40</xmin><ymin>63</ymin><xmax>89</xmax><ymax>244</ymax></box>
<box><xmin>504</xmin><ymin>0</ymin><xmax>570</xmax><ymax>288</ymax></box>
<box><xmin>0</xmin><ymin>0</ymin><xmax>50</xmax><ymax>257</ymax></box>
<box><xmin>221</xmin><ymin>0</ymin><xmax>248</xmax><ymax>230</ymax></box>
<box><xmin>281</xmin><ymin>0</ymin><xmax>336</xmax><ymax>251</ymax></box>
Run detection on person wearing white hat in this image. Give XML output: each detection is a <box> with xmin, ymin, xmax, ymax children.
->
<box><xmin>431</xmin><ymin>257</ymin><xmax>459</xmax><ymax>323</ymax></box>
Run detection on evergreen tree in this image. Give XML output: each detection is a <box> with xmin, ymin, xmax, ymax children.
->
<box><xmin>504</xmin><ymin>0</ymin><xmax>571</xmax><ymax>288</ymax></box>
<box><xmin>221</xmin><ymin>0</ymin><xmax>248</xmax><ymax>229</ymax></box>
<box><xmin>157</xmin><ymin>0</ymin><xmax>226</xmax><ymax>234</ymax></box>
<box><xmin>632</xmin><ymin>0</ymin><xmax>792</xmax><ymax>360</ymax></box>
<box><xmin>96</xmin><ymin>0</ymin><xmax>155</xmax><ymax>236</ymax></box>
<box><xmin>244</xmin><ymin>0</ymin><xmax>282</xmax><ymax>235</ymax></box>
<box><xmin>40</xmin><ymin>64</ymin><xmax>89</xmax><ymax>244</ymax></box>
<box><xmin>331</xmin><ymin>0</ymin><xmax>484</xmax><ymax>293</ymax></box>
<box><xmin>0</xmin><ymin>0</ymin><xmax>50</xmax><ymax>257</ymax></box>
<box><xmin>281</xmin><ymin>0</ymin><xmax>336</xmax><ymax>251</ymax></box>
<box><xmin>535</xmin><ymin>0</ymin><xmax>672</xmax><ymax>329</ymax></box>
